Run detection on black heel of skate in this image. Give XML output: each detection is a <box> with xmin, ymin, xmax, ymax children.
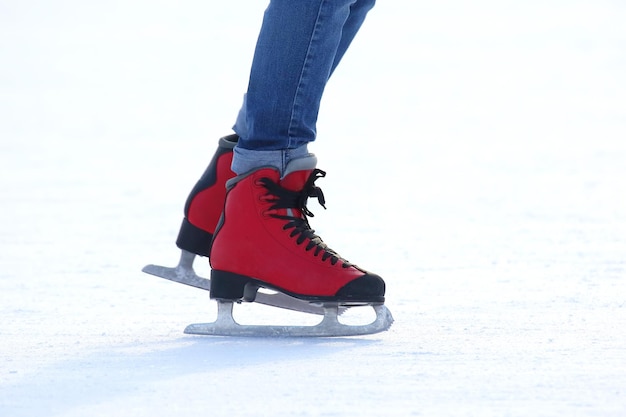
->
<box><xmin>176</xmin><ymin>218</ymin><xmax>214</xmax><ymax>257</ymax></box>
<box><xmin>210</xmin><ymin>270</ymin><xmax>260</xmax><ymax>302</ymax></box>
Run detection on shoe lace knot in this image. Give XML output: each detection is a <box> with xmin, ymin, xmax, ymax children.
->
<box><xmin>258</xmin><ymin>169</ymin><xmax>352</xmax><ymax>268</ymax></box>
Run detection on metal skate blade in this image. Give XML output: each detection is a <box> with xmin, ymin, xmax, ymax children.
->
<box><xmin>184</xmin><ymin>302</ymin><xmax>394</xmax><ymax>338</ymax></box>
<box><xmin>142</xmin><ymin>262</ymin><xmax>212</xmax><ymax>290</ymax></box>
<box><xmin>142</xmin><ymin>251</ymin><xmax>333</xmax><ymax>315</ymax></box>
<box><xmin>142</xmin><ymin>250</ymin><xmax>210</xmax><ymax>289</ymax></box>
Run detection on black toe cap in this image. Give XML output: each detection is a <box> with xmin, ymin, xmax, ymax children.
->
<box><xmin>335</xmin><ymin>272</ymin><xmax>385</xmax><ymax>303</ymax></box>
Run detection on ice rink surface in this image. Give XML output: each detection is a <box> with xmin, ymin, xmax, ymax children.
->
<box><xmin>1</xmin><ymin>1</ymin><xmax>625</xmax><ymax>416</ymax></box>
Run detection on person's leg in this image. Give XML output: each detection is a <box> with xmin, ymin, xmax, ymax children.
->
<box><xmin>210</xmin><ymin>0</ymin><xmax>385</xmax><ymax>304</ymax></box>
<box><xmin>330</xmin><ymin>0</ymin><xmax>376</xmax><ymax>77</ymax></box>
<box><xmin>232</xmin><ymin>0</ymin><xmax>376</xmax><ymax>175</ymax></box>
<box><xmin>233</xmin><ymin>0</ymin><xmax>375</xmax><ymax>142</ymax></box>
<box><xmin>173</xmin><ymin>0</ymin><xmax>376</xmax><ymax>258</ymax></box>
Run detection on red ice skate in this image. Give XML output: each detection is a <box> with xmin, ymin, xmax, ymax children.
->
<box><xmin>185</xmin><ymin>155</ymin><xmax>393</xmax><ymax>337</ymax></box>
<box><xmin>209</xmin><ymin>155</ymin><xmax>386</xmax><ymax>304</ymax></box>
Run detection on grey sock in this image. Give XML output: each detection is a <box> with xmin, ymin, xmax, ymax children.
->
<box><xmin>231</xmin><ymin>144</ymin><xmax>311</xmax><ymax>176</ymax></box>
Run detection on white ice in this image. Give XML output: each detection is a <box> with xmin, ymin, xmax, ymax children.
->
<box><xmin>1</xmin><ymin>1</ymin><xmax>625</xmax><ymax>416</ymax></box>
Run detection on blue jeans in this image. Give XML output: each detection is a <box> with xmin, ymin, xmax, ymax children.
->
<box><xmin>232</xmin><ymin>0</ymin><xmax>376</xmax><ymax>154</ymax></box>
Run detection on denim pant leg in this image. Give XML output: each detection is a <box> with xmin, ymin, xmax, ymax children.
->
<box><xmin>233</xmin><ymin>0</ymin><xmax>376</xmax><ymax>151</ymax></box>
<box><xmin>331</xmin><ymin>0</ymin><xmax>376</xmax><ymax>77</ymax></box>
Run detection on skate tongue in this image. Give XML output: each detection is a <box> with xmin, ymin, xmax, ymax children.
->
<box><xmin>280</xmin><ymin>155</ymin><xmax>317</xmax><ymax>191</ymax></box>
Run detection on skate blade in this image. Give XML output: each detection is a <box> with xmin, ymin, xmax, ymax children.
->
<box><xmin>142</xmin><ymin>250</ymin><xmax>332</xmax><ymax>315</ymax></box>
<box><xmin>184</xmin><ymin>301</ymin><xmax>394</xmax><ymax>338</ymax></box>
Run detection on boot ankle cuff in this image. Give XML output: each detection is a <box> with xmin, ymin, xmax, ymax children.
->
<box><xmin>231</xmin><ymin>145</ymin><xmax>310</xmax><ymax>176</ymax></box>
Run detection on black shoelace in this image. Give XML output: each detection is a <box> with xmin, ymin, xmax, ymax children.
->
<box><xmin>258</xmin><ymin>169</ymin><xmax>352</xmax><ymax>268</ymax></box>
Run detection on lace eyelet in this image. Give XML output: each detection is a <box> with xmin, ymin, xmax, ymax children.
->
<box><xmin>254</xmin><ymin>178</ymin><xmax>267</xmax><ymax>187</ymax></box>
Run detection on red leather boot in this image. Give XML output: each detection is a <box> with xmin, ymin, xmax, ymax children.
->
<box><xmin>209</xmin><ymin>155</ymin><xmax>385</xmax><ymax>304</ymax></box>
<box><xmin>175</xmin><ymin>134</ymin><xmax>238</xmax><ymax>257</ymax></box>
